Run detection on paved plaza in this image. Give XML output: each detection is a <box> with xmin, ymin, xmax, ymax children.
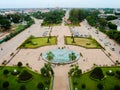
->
<box><xmin>0</xmin><ymin>11</ymin><xmax>120</xmax><ymax>90</ymax></box>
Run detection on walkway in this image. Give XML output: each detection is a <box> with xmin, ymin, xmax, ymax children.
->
<box><xmin>1</xmin><ymin>10</ymin><xmax>119</xmax><ymax>90</ymax></box>
<box><xmin>0</xmin><ymin>18</ymin><xmax>41</xmax><ymax>62</ymax></box>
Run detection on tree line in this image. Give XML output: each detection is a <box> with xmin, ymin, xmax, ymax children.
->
<box><xmin>41</xmin><ymin>10</ymin><xmax>65</xmax><ymax>26</ymax></box>
<box><xmin>68</xmin><ymin>9</ymin><xmax>89</xmax><ymax>25</ymax></box>
<box><xmin>0</xmin><ymin>13</ymin><xmax>34</xmax><ymax>44</ymax></box>
<box><xmin>85</xmin><ymin>9</ymin><xmax>120</xmax><ymax>44</ymax></box>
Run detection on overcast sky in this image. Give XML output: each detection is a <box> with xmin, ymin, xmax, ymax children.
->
<box><xmin>0</xmin><ymin>0</ymin><xmax>120</xmax><ymax>8</ymax></box>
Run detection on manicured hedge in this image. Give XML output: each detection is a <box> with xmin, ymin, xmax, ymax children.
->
<box><xmin>18</xmin><ymin>70</ymin><xmax>32</xmax><ymax>81</ymax></box>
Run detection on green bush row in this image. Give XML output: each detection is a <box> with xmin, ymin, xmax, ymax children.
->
<box><xmin>0</xmin><ymin>19</ymin><xmax>34</xmax><ymax>44</ymax></box>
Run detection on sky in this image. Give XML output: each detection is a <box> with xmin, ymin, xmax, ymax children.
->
<box><xmin>0</xmin><ymin>0</ymin><xmax>120</xmax><ymax>8</ymax></box>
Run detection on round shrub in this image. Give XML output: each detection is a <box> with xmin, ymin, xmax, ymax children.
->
<box><xmin>90</xmin><ymin>67</ymin><xmax>104</xmax><ymax>80</ymax></box>
<box><xmin>73</xmin><ymin>79</ymin><xmax>78</xmax><ymax>85</ymax></box>
<box><xmin>81</xmin><ymin>84</ymin><xmax>86</xmax><ymax>89</ymax></box>
<box><xmin>17</xmin><ymin>62</ymin><xmax>23</xmax><ymax>67</ymax></box>
<box><xmin>97</xmin><ymin>83</ymin><xmax>104</xmax><ymax>90</ymax></box>
<box><xmin>45</xmin><ymin>79</ymin><xmax>50</xmax><ymax>84</ymax></box>
<box><xmin>18</xmin><ymin>70</ymin><xmax>32</xmax><ymax>81</ymax></box>
<box><xmin>37</xmin><ymin>82</ymin><xmax>44</xmax><ymax>90</ymax></box>
<box><xmin>114</xmin><ymin>85</ymin><xmax>120</xmax><ymax>90</ymax></box>
<box><xmin>3</xmin><ymin>69</ymin><xmax>9</xmax><ymax>75</ymax></box>
<box><xmin>116</xmin><ymin>70</ymin><xmax>120</xmax><ymax>79</ymax></box>
<box><xmin>106</xmin><ymin>70</ymin><xmax>114</xmax><ymax>76</ymax></box>
<box><xmin>2</xmin><ymin>81</ymin><xmax>9</xmax><ymax>88</ymax></box>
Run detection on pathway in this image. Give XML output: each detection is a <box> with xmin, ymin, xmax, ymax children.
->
<box><xmin>52</xmin><ymin>12</ymin><xmax>71</xmax><ymax>90</ymax></box>
<box><xmin>1</xmin><ymin>10</ymin><xmax>119</xmax><ymax>90</ymax></box>
<box><xmin>0</xmin><ymin>18</ymin><xmax>41</xmax><ymax>63</ymax></box>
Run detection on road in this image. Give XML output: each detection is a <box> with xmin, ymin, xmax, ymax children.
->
<box><xmin>80</xmin><ymin>20</ymin><xmax>120</xmax><ymax>59</ymax></box>
<box><xmin>0</xmin><ymin>10</ymin><xmax>119</xmax><ymax>90</ymax></box>
<box><xmin>72</xmin><ymin>20</ymin><xmax>120</xmax><ymax>59</ymax></box>
<box><xmin>0</xmin><ymin>18</ymin><xmax>42</xmax><ymax>61</ymax></box>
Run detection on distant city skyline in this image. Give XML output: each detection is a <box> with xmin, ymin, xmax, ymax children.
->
<box><xmin>0</xmin><ymin>0</ymin><xmax>120</xmax><ymax>8</ymax></box>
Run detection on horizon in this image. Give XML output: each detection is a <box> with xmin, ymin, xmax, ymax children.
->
<box><xmin>0</xmin><ymin>0</ymin><xmax>120</xmax><ymax>8</ymax></box>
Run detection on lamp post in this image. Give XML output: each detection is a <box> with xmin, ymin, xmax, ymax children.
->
<box><xmin>47</xmin><ymin>26</ymin><xmax>52</xmax><ymax>43</ymax></box>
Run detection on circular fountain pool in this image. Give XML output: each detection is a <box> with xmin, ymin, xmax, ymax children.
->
<box><xmin>42</xmin><ymin>48</ymin><xmax>80</xmax><ymax>64</ymax></box>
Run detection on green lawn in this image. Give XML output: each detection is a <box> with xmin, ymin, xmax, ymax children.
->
<box><xmin>65</xmin><ymin>36</ymin><xmax>102</xmax><ymax>49</ymax></box>
<box><xmin>0</xmin><ymin>66</ymin><xmax>52</xmax><ymax>90</ymax></box>
<box><xmin>12</xmin><ymin>24</ymin><xmax>25</xmax><ymax>32</ymax></box>
<box><xmin>20</xmin><ymin>36</ymin><xmax>57</xmax><ymax>48</ymax></box>
<box><xmin>70</xmin><ymin>67</ymin><xmax>120</xmax><ymax>90</ymax></box>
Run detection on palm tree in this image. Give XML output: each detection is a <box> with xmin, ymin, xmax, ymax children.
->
<box><xmin>47</xmin><ymin>26</ymin><xmax>52</xmax><ymax>43</ymax></box>
<box><xmin>40</xmin><ymin>63</ymin><xmax>54</xmax><ymax>77</ymax></box>
<box><xmin>46</xmin><ymin>52</ymin><xmax>54</xmax><ymax>60</ymax></box>
<box><xmin>72</xmin><ymin>34</ymin><xmax>75</xmax><ymax>43</ymax></box>
<box><xmin>69</xmin><ymin>52</ymin><xmax>76</xmax><ymax>61</ymax></box>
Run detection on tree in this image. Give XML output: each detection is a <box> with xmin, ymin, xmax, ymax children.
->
<box><xmin>69</xmin><ymin>9</ymin><xmax>89</xmax><ymax>25</ymax></box>
<box><xmin>17</xmin><ymin>62</ymin><xmax>23</xmax><ymax>67</ymax></box>
<box><xmin>42</xmin><ymin>10</ymin><xmax>65</xmax><ymax>25</ymax></box>
<box><xmin>114</xmin><ymin>85</ymin><xmax>120</xmax><ymax>90</ymax></box>
<box><xmin>32</xmin><ymin>11</ymin><xmax>44</xmax><ymax>19</ymax></box>
<box><xmin>81</xmin><ymin>84</ymin><xmax>86</xmax><ymax>89</ymax></box>
<box><xmin>90</xmin><ymin>67</ymin><xmax>104</xmax><ymax>80</ymax></box>
<box><xmin>86</xmin><ymin>16</ymin><xmax>97</xmax><ymax>26</ymax></box>
<box><xmin>2</xmin><ymin>81</ymin><xmax>9</xmax><ymax>89</ymax></box>
<box><xmin>68</xmin><ymin>65</ymin><xmax>82</xmax><ymax>77</ymax></box>
<box><xmin>18</xmin><ymin>70</ymin><xmax>32</xmax><ymax>81</ymax></box>
<box><xmin>99</xmin><ymin>19</ymin><xmax>107</xmax><ymax>27</ymax></box>
<box><xmin>41</xmin><ymin>67</ymin><xmax>48</xmax><ymax>77</ymax></box>
<box><xmin>37</xmin><ymin>82</ymin><xmax>44</xmax><ymax>90</ymax></box>
<box><xmin>72</xmin><ymin>34</ymin><xmax>75</xmax><ymax>43</ymax></box>
<box><xmin>116</xmin><ymin>70</ymin><xmax>120</xmax><ymax>79</ymax></box>
<box><xmin>97</xmin><ymin>83</ymin><xmax>104</xmax><ymax>90</ymax></box>
<box><xmin>0</xmin><ymin>19</ymin><xmax>11</xmax><ymax>30</ymax></box>
<box><xmin>40</xmin><ymin>63</ymin><xmax>54</xmax><ymax>77</ymax></box>
<box><xmin>8</xmin><ymin>14</ymin><xmax>22</xmax><ymax>23</ymax></box>
<box><xmin>106</xmin><ymin>15</ymin><xmax>117</xmax><ymax>21</ymax></box>
<box><xmin>46</xmin><ymin>51</ymin><xmax>54</xmax><ymax>60</ymax></box>
<box><xmin>86</xmin><ymin>10</ymin><xmax>100</xmax><ymax>27</ymax></box>
<box><xmin>69</xmin><ymin>52</ymin><xmax>76</xmax><ymax>61</ymax></box>
<box><xmin>108</xmin><ymin>22</ymin><xmax>117</xmax><ymax>30</ymax></box>
<box><xmin>3</xmin><ymin>69</ymin><xmax>9</xmax><ymax>75</ymax></box>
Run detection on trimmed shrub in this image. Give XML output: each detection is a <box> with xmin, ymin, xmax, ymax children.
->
<box><xmin>116</xmin><ymin>70</ymin><xmax>120</xmax><ymax>79</ymax></box>
<box><xmin>97</xmin><ymin>83</ymin><xmax>104</xmax><ymax>90</ymax></box>
<box><xmin>3</xmin><ymin>69</ymin><xmax>9</xmax><ymax>75</ymax></box>
<box><xmin>114</xmin><ymin>85</ymin><xmax>120</xmax><ymax>90</ymax></box>
<box><xmin>2</xmin><ymin>81</ymin><xmax>9</xmax><ymax>88</ymax></box>
<box><xmin>45</xmin><ymin>78</ymin><xmax>50</xmax><ymax>84</ymax></box>
<box><xmin>37</xmin><ymin>82</ymin><xmax>44</xmax><ymax>90</ymax></box>
<box><xmin>81</xmin><ymin>84</ymin><xmax>86</xmax><ymax>89</ymax></box>
<box><xmin>90</xmin><ymin>67</ymin><xmax>104</xmax><ymax>80</ymax></box>
<box><xmin>18</xmin><ymin>70</ymin><xmax>32</xmax><ymax>81</ymax></box>
<box><xmin>17</xmin><ymin>62</ymin><xmax>23</xmax><ymax>67</ymax></box>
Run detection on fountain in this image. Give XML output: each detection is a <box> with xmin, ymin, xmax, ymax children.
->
<box><xmin>42</xmin><ymin>48</ymin><xmax>80</xmax><ymax>64</ymax></box>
